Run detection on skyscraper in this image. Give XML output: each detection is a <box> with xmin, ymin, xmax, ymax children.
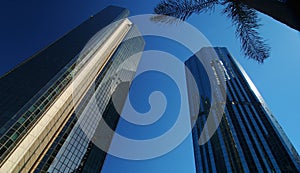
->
<box><xmin>185</xmin><ymin>47</ymin><xmax>300</xmax><ymax>172</ymax></box>
<box><xmin>0</xmin><ymin>6</ymin><xmax>145</xmax><ymax>172</ymax></box>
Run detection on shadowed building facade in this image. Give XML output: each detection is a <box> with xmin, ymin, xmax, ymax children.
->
<box><xmin>0</xmin><ymin>6</ymin><xmax>144</xmax><ymax>172</ymax></box>
<box><xmin>185</xmin><ymin>47</ymin><xmax>300</xmax><ymax>173</ymax></box>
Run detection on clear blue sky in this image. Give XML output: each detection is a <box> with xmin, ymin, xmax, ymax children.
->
<box><xmin>0</xmin><ymin>0</ymin><xmax>299</xmax><ymax>172</ymax></box>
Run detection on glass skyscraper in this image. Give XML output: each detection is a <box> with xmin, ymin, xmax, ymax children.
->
<box><xmin>185</xmin><ymin>47</ymin><xmax>300</xmax><ymax>173</ymax></box>
<box><xmin>0</xmin><ymin>6</ymin><xmax>144</xmax><ymax>172</ymax></box>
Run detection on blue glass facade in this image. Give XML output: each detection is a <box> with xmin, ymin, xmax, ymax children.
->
<box><xmin>185</xmin><ymin>47</ymin><xmax>300</xmax><ymax>172</ymax></box>
<box><xmin>0</xmin><ymin>5</ymin><xmax>145</xmax><ymax>172</ymax></box>
<box><xmin>0</xmin><ymin>6</ymin><xmax>129</xmax><ymax>163</ymax></box>
<box><xmin>35</xmin><ymin>27</ymin><xmax>145</xmax><ymax>173</ymax></box>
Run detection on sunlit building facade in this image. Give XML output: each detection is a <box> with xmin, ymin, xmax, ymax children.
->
<box><xmin>0</xmin><ymin>6</ymin><xmax>144</xmax><ymax>172</ymax></box>
<box><xmin>185</xmin><ymin>47</ymin><xmax>300</xmax><ymax>172</ymax></box>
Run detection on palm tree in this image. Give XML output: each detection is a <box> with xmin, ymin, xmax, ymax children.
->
<box><xmin>239</xmin><ymin>0</ymin><xmax>299</xmax><ymax>31</ymax></box>
<box><xmin>154</xmin><ymin>0</ymin><xmax>270</xmax><ymax>63</ymax></box>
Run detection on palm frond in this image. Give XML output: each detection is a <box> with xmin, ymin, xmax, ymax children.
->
<box><xmin>154</xmin><ymin>0</ymin><xmax>270</xmax><ymax>62</ymax></box>
<box><xmin>154</xmin><ymin>0</ymin><xmax>219</xmax><ymax>20</ymax></box>
<box><xmin>223</xmin><ymin>1</ymin><xmax>269</xmax><ymax>62</ymax></box>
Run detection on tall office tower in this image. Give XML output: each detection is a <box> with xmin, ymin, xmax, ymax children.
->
<box><xmin>0</xmin><ymin>6</ymin><xmax>145</xmax><ymax>172</ymax></box>
<box><xmin>185</xmin><ymin>47</ymin><xmax>300</xmax><ymax>173</ymax></box>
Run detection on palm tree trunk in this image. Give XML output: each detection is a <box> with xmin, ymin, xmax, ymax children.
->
<box><xmin>240</xmin><ymin>0</ymin><xmax>300</xmax><ymax>31</ymax></box>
